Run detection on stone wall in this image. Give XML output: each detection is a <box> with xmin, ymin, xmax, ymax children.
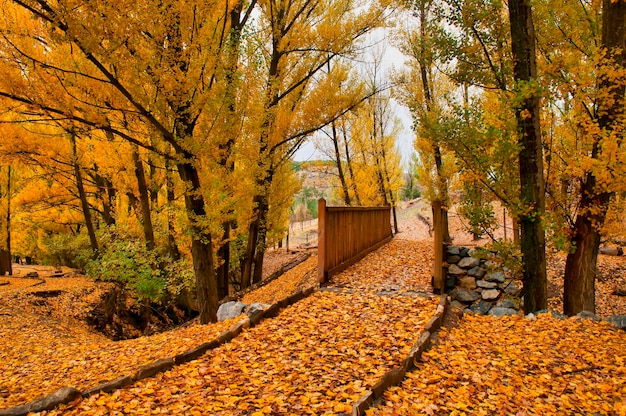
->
<box><xmin>445</xmin><ymin>246</ymin><xmax>522</xmax><ymax>316</ymax></box>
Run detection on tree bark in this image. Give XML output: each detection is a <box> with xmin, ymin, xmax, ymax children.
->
<box><xmin>508</xmin><ymin>0</ymin><xmax>547</xmax><ymax>312</ymax></box>
<box><xmin>132</xmin><ymin>145</ymin><xmax>155</xmax><ymax>251</ymax></box>
<box><xmin>5</xmin><ymin>166</ymin><xmax>11</xmax><ymax>276</ymax></box>
<box><xmin>332</xmin><ymin>121</ymin><xmax>351</xmax><ymax>205</ymax></box>
<box><xmin>165</xmin><ymin>159</ymin><xmax>180</xmax><ymax>261</ymax></box>
<box><xmin>564</xmin><ymin>0</ymin><xmax>625</xmax><ymax>315</ymax></box>
<box><xmin>177</xmin><ymin>160</ymin><xmax>218</xmax><ymax>324</ymax></box>
<box><xmin>70</xmin><ymin>134</ymin><xmax>99</xmax><ymax>256</ymax></box>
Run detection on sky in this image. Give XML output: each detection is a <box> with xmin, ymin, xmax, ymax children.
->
<box><xmin>293</xmin><ymin>30</ymin><xmax>416</xmax><ymax>171</ymax></box>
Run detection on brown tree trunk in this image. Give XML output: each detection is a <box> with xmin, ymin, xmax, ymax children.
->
<box><xmin>132</xmin><ymin>145</ymin><xmax>155</xmax><ymax>251</ymax></box>
<box><xmin>177</xmin><ymin>160</ymin><xmax>218</xmax><ymax>324</ymax></box>
<box><xmin>332</xmin><ymin>121</ymin><xmax>351</xmax><ymax>205</ymax></box>
<box><xmin>343</xmin><ymin>125</ymin><xmax>361</xmax><ymax>205</ymax></box>
<box><xmin>70</xmin><ymin>134</ymin><xmax>99</xmax><ymax>256</ymax></box>
<box><xmin>5</xmin><ymin>166</ymin><xmax>11</xmax><ymax>276</ymax></box>
<box><xmin>564</xmin><ymin>0</ymin><xmax>625</xmax><ymax>315</ymax></box>
<box><xmin>165</xmin><ymin>159</ymin><xmax>180</xmax><ymax>261</ymax></box>
<box><xmin>508</xmin><ymin>0</ymin><xmax>547</xmax><ymax>313</ymax></box>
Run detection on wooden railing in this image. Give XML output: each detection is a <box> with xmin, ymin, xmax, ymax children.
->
<box><xmin>317</xmin><ymin>198</ymin><xmax>393</xmax><ymax>283</ymax></box>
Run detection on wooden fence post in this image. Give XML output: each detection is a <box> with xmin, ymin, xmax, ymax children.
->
<box><xmin>433</xmin><ymin>200</ymin><xmax>444</xmax><ymax>294</ymax></box>
<box><xmin>317</xmin><ymin>198</ymin><xmax>326</xmax><ymax>284</ymax></box>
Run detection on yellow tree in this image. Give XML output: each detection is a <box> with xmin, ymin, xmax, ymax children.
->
<box><xmin>0</xmin><ymin>0</ymin><xmax>252</xmax><ymax>322</ymax></box>
<box><xmin>240</xmin><ymin>0</ymin><xmax>394</xmax><ymax>287</ymax></box>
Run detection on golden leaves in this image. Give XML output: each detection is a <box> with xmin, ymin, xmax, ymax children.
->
<box><xmin>371</xmin><ymin>314</ymin><xmax>626</xmax><ymax>415</ymax></box>
<box><xmin>0</xmin><ymin>277</ymin><xmax>241</xmax><ymax>409</ymax></box>
<box><xmin>51</xmin><ymin>291</ymin><xmax>438</xmax><ymax>415</ymax></box>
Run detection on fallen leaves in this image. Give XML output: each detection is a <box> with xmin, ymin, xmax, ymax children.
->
<box><xmin>370</xmin><ymin>313</ymin><xmax>626</xmax><ymax>415</ymax></box>
<box><xmin>242</xmin><ymin>256</ymin><xmax>318</xmax><ymax>305</ymax></box>
<box><xmin>330</xmin><ymin>239</ymin><xmax>433</xmax><ymax>293</ymax></box>
<box><xmin>47</xmin><ymin>291</ymin><xmax>439</xmax><ymax>415</ymax></box>
<box><xmin>0</xmin><ymin>277</ymin><xmax>242</xmax><ymax>409</ymax></box>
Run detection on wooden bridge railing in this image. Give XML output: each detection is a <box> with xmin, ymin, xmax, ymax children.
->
<box><xmin>317</xmin><ymin>198</ymin><xmax>393</xmax><ymax>283</ymax></box>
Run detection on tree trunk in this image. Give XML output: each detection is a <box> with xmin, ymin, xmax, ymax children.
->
<box><xmin>564</xmin><ymin>0</ymin><xmax>625</xmax><ymax>315</ymax></box>
<box><xmin>332</xmin><ymin>121</ymin><xmax>351</xmax><ymax>205</ymax></box>
<box><xmin>177</xmin><ymin>160</ymin><xmax>218</xmax><ymax>324</ymax></box>
<box><xmin>70</xmin><ymin>134</ymin><xmax>99</xmax><ymax>256</ymax></box>
<box><xmin>508</xmin><ymin>0</ymin><xmax>547</xmax><ymax>313</ymax></box>
<box><xmin>5</xmin><ymin>166</ymin><xmax>11</xmax><ymax>276</ymax></box>
<box><xmin>165</xmin><ymin>159</ymin><xmax>180</xmax><ymax>261</ymax></box>
<box><xmin>342</xmin><ymin>125</ymin><xmax>361</xmax><ymax>205</ymax></box>
<box><xmin>564</xmin><ymin>190</ymin><xmax>610</xmax><ymax>315</ymax></box>
<box><xmin>132</xmin><ymin>145</ymin><xmax>155</xmax><ymax>251</ymax></box>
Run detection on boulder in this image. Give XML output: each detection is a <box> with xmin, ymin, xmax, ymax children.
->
<box><xmin>457</xmin><ymin>276</ymin><xmax>477</xmax><ymax>290</ymax></box>
<box><xmin>447</xmin><ymin>246</ymin><xmax>460</xmax><ymax>256</ymax></box>
<box><xmin>504</xmin><ymin>282</ymin><xmax>522</xmax><ymax>296</ymax></box>
<box><xmin>446</xmin><ymin>255</ymin><xmax>461</xmax><ymax>264</ymax></box>
<box><xmin>448</xmin><ymin>264</ymin><xmax>467</xmax><ymax>276</ymax></box>
<box><xmin>451</xmin><ymin>288</ymin><xmax>480</xmax><ymax>303</ymax></box>
<box><xmin>485</xmin><ymin>271</ymin><xmax>505</xmax><ymax>283</ymax></box>
<box><xmin>496</xmin><ymin>298</ymin><xmax>519</xmax><ymax>310</ymax></box>
<box><xmin>469</xmin><ymin>300</ymin><xmax>492</xmax><ymax>315</ymax></box>
<box><xmin>467</xmin><ymin>266</ymin><xmax>486</xmax><ymax>278</ymax></box>
<box><xmin>476</xmin><ymin>279</ymin><xmax>498</xmax><ymax>289</ymax></box>
<box><xmin>489</xmin><ymin>307</ymin><xmax>518</xmax><ymax>317</ymax></box>
<box><xmin>481</xmin><ymin>288</ymin><xmax>500</xmax><ymax>301</ymax></box>
<box><xmin>458</xmin><ymin>257</ymin><xmax>480</xmax><ymax>269</ymax></box>
<box><xmin>217</xmin><ymin>301</ymin><xmax>246</xmax><ymax>322</ymax></box>
<box><xmin>604</xmin><ymin>314</ymin><xmax>626</xmax><ymax>330</ymax></box>
<box><xmin>575</xmin><ymin>310</ymin><xmax>601</xmax><ymax>322</ymax></box>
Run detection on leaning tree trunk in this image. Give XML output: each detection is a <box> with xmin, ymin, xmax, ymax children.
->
<box><xmin>70</xmin><ymin>134</ymin><xmax>99</xmax><ymax>256</ymax></box>
<box><xmin>508</xmin><ymin>0</ymin><xmax>547</xmax><ymax>313</ymax></box>
<box><xmin>564</xmin><ymin>0</ymin><xmax>625</xmax><ymax>315</ymax></box>
<box><xmin>564</xmin><ymin>189</ymin><xmax>610</xmax><ymax>315</ymax></box>
<box><xmin>132</xmin><ymin>145</ymin><xmax>155</xmax><ymax>251</ymax></box>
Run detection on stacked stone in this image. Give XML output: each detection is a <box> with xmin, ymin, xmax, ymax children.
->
<box><xmin>445</xmin><ymin>246</ymin><xmax>522</xmax><ymax>316</ymax></box>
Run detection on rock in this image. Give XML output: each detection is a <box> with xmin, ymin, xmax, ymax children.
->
<box><xmin>604</xmin><ymin>314</ymin><xmax>626</xmax><ymax>330</ymax></box>
<box><xmin>489</xmin><ymin>307</ymin><xmax>518</xmax><ymax>317</ymax></box>
<box><xmin>469</xmin><ymin>300</ymin><xmax>492</xmax><ymax>315</ymax></box>
<box><xmin>526</xmin><ymin>313</ymin><xmax>537</xmax><ymax>321</ymax></box>
<box><xmin>216</xmin><ymin>301</ymin><xmax>246</xmax><ymax>322</ymax></box>
<box><xmin>451</xmin><ymin>288</ymin><xmax>480</xmax><ymax>303</ymax></box>
<box><xmin>485</xmin><ymin>271</ymin><xmax>505</xmax><ymax>283</ymax></box>
<box><xmin>467</xmin><ymin>266</ymin><xmax>486</xmax><ymax>278</ymax></box>
<box><xmin>504</xmin><ymin>282</ymin><xmax>522</xmax><ymax>296</ymax></box>
<box><xmin>481</xmin><ymin>288</ymin><xmax>500</xmax><ymax>301</ymax></box>
<box><xmin>447</xmin><ymin>246</ymin><xmax>460</xmax><ymax>256</ymax></box>
<box><xmin>476</xmin><ymin>279</ymin><xmax>498</xmax><ymax>289</ymax></box>
<box><xmin>575</xmin><ymin>310</ymin><xmax>601</xmax><ymax>321</ymax></box>
<box><xmin>536</xmin><ymin>309</ymin><xmax>567</xmax><ymax>319</ymax></box>
<box><xmin>445</xmin><ymin>276</ymin><xmax>456</xmax><ymax>290</ymax></box>
<box><xmin>457</xmin><ymin>276</ymin><xmax>477</xmax><ymax>290</ymax></box>
<box><xmin>448</xmin><ymin>264</ymin><xmax>467</xmax><ymax>276</ymax></box>
<box><xmin>246</xmin><ymin>303</ymin><xmax>270</xmax><ymax>326</ymax></box>
<box><xmin>497</xmin><ymin>298</ymin><xmax>519</xmax><ymax>310</ymax></box>
<box><xmin>446</xmin><ymin>255</ymin><xmax>461</xmax><ymax>264</ymax></box>
<box><xmin>458</xmin><ymin>257</ymin><xmax>480</xmax><ymax>269</ymax></box>
<box><xmin>459</xmin><ymin>248</ymin><xmax>470</xmax><ymax>257</ymax></box>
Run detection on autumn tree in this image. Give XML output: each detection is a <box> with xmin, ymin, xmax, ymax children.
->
<box><xmin>239</xmin><ymin>0</ymin><xmax>394</xmax><ymax>287</ymax></box>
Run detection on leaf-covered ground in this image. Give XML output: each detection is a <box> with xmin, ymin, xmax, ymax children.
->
<box><xmin>242</xmin><ymin>255</ymin><xmax>318</xmax><ymax>305</ymax></box>
<box><xmin>371</xmin><ymin>313</ymin><xmax>626</xmax><ymax>415</ymax></box>
<box><xmin>44</xmin><ymin>292</ymin><xmax>439</xmax><ymax>415</ymax></box>
<box><xmin>329</xmin><ymin>239</ymin><xmax>432</xmax><ymax>293</ymax></box>
<box><xmin>0</xmin><ymin>277</ymin><xmax>242</xmax><ymax>408</ymax></box>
